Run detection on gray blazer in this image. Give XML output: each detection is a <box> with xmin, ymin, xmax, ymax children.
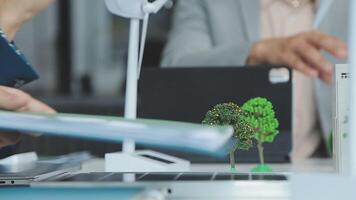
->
<box><xmin>161</xmin><ymin>0</ymin><xmax>349</xmax><ymax>138</ymax></box>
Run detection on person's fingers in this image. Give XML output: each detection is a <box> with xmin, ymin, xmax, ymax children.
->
<box><xmin>318</xmin><ymin>71</ymin><xmax>333</xmax><ymax>84</ymax></box>
<box><xmin>0</xmin><ymin>86</ymin><xmax>56</xmax><ymax>113</ymax></box>
<box><xmin>301</xmin><ymin>56</ymin><xmax>333</xmax><ymax>84</ymax></box>
<box><xmin>282</xmin><ymin>51</ymin><xmax>318</xmax><ymax>78</ymax></box>
<box><xmin>0</xmin><ymin>86</ymin><xmax>56</xmax><ymax>149</ymax></box>
<box><xmin>294</xmin><ymin>40</ymin><xmax>333</xmax><ymax>75</ymax></box>
<box><xmin>306</xmin><ymin>31</ymin><xmax>348</xmax><ymax>59</ymax></box>
<box><xmin>17</xmin><ymin>97</ymin><xmax>56</xmax><ymax>113</ymax></box>
<box><xmin>0</xmin><ymin>132</ymin><xmax>21</xmax><ymax>149</ymax></box>
<box><xmin>0</xmin><ymin>86</ymin><xmax>31</xmax><ymax>110</ymax></box>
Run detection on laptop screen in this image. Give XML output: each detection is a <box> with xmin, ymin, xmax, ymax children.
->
<box><xmin>138</xmin><ymin>66</ymin><xmax>292</xmax><ymax>163</ymax></box>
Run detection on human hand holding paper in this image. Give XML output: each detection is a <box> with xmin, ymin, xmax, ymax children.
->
<box><xmin>0</xmin><ymin>86</ymin><xmax>55</xmax><ymax>148</ymax></box>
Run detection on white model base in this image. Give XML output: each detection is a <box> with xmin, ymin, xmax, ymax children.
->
<box><xmin>105</xmin><ymin>150</ymin><xmax>190</xmax><ymax>172</ymax></box>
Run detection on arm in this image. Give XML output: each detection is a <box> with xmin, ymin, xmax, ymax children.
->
<box><xmin>0</xmin><ymin>0</ymin><xmax>55</xmax><ymax>40</ymax></box>
<box><xmin>247</xmin><ymin>31</ymin><xmax>347</xmax><ymax>83</ymax></box>
<box><xmin>0</xmin><ymin>0</ymin><xmax>55</xmax><ymax>149</ymax></box>
<box><xmin>161</xmin><ymin>0</ymin><xmax>255</xmax><ymax>67</ymax></box>
<box><xmin>161</xmin><ymin>1</ymin><xmax>347</xmax><ymax>84</ymax></box>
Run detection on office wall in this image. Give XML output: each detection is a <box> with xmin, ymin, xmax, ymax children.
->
<box><xmin>71</xmin><ymin>0</ymin><xmax>125</xmax><ymax>96</ymax></box>
<box><xmin>15</xmin><ymin>0</ymin><xmax>174</xmax><ymax>157</ymax></box>
<box><xmin>12</xmin><ymin>0</ymin><xmax>172</xmax><ymax>97</ymax></box>
<box><xmin>15</xmin><ymin>3</ymin><xmax>58</xmax><ymax>95</ymax></box>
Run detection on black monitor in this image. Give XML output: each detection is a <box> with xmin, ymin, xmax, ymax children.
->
<box><xmin>138</xmin><ymin>66</ymin><xmax>292</xmax><ymax>163</ymax></box>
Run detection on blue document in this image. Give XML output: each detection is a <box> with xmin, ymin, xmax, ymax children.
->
<box><xmin>0</xmin><ymin>111</ymin><xmax>234</xmax><ymax>155</ymax></box>
<box><xmin>0</xmin><ymin>31</ymin><xmax>39</xmax><ymax>87</ymax></box>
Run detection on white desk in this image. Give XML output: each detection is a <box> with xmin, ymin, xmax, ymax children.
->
<box><xmin>29</xmin><ymin>158</ymin><xmax>350</xmax><ymax>200</ymax></box>
<box><xmin>80</xmin><ymin>158</ymin><xmax>335</xmax><ymax>174</ymax></box>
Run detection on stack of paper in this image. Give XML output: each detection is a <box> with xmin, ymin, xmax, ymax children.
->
<box><xmin>0</xmin><ymin>111</ymin><xmax>233</xmax><ymax>155</ymax></box>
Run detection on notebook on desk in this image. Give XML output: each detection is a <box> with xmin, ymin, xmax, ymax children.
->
<box><xmin>138</xmin><ymin>66</ymin><xmax>293</xmax><ymax>163</ymax></box>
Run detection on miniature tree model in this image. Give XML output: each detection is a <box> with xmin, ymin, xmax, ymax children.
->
<box><xmin>202</xmin><ymin>102</ymin><xmax>255</xmax><ymax>171</ymax></box>
<box><xmin>241</xmin><ymin>97</ymin><xmax>279</xmax><ymax>172</ymax></box>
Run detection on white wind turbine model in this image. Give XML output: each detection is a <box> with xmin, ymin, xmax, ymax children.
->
<box><xmin>104</xmin><ymin>0</ymin><xmax>190</xmax><ymax>172</ymax></box>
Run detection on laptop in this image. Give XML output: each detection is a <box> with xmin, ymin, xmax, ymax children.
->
<box><xmin>138</xmin><ymin>66</ymin><xmax>292</xmax><ymax>163</ymax></box>
<box><xmin>0</xmin><ymin>152</ymin><xmax>91</xmax><ymax>187</ymax></box>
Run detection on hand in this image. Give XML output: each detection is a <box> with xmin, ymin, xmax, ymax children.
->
<box><xmin>0</xmin><ymin>86</ymin><xmax>55</xmax><ymax>149</ymax></box>
<box><xmin>247</xmin><ymin>31</ymin><xmax>348</xmax><ymax>84</ymax></box>
<box><xmin>0</xmin><ymin>0</ymin><xmax>55</xmax><ymax>40</ymax></box>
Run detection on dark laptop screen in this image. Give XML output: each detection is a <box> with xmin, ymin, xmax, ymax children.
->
<box><xmin>138</xmin><ymin>66</ymin><xmax>292</xmax><ymax>163</ymax></box>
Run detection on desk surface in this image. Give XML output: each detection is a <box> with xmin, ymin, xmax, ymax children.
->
<box><xmin>80</xmin><ymin>158</ymin><xmax>335</xmax><ymax>174</ymax></box>
<box><xmin>0</xmin><ymin>158</ymin><xmax>339</xmax><ymax>200</ymax></box>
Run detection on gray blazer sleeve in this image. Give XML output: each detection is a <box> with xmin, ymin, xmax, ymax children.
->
<box><xmin>160</xmin><ymin>0</ymin><xmax>255</xmax><ymax>67</ymax></box>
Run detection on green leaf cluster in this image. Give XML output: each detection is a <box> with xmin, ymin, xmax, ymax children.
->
<box><xmin>202</xmin><ymin>98</ymin><xmax>279</xmax><ymax>169</ymax></box>
<box><xmin>241</xmin><ymin>97</ymin><xmax>279</xmax><ymax>143</ymax></box>
<box><xmin>202</xmin><ymin>102</ymin><xmax>255</xmax><ymax>150</ymax></box>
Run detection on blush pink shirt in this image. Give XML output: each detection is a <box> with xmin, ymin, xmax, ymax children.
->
<box><xmin>260</xmin><ymin>0</ymin><xmax>321</xmax><ymax>160</ymax></box>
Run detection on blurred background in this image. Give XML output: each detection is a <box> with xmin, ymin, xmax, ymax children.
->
<box><xmin>15</xmin><ymin>0</ymin><xmax>175</xmax><ymax>158</ymax></box>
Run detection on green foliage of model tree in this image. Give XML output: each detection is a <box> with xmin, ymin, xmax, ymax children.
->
<box><xmin>241</xmin><ymin>97</ymin><xmax>279</xmax><ymax>168</ymax></box>
<box><xmin>202</xmin><ymin>102</ymin><xmax>255</xmax><ymax>169</ymax></box>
